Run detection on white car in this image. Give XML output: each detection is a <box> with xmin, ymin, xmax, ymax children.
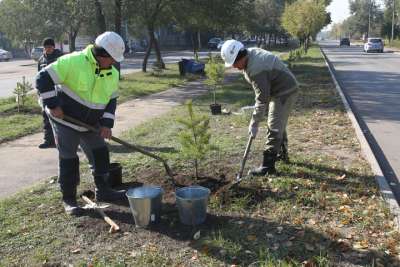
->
<box><xmin>31</xmin><ymin>47</ymin><xmax>43</xmax><ymax>61</ymax></box>
<box><xmin>0</xmin><ymin>49</ymin><xmax>13</xmax><ymax>61</ymax></box>
<box><xmin>364</xmin><ymin>38</ymin><xmax>384</xmax><ymax>53</ymax></box>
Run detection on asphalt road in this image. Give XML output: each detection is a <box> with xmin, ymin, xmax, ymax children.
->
<box><xmin>320</xmin><ymin>40</ymin><xmax>400</xmax><ymax>201</ymax></box>
<box><xmin>0</xmin><ymin>50</ymin><xmax>214</xmax><ymax>98</ymax></box>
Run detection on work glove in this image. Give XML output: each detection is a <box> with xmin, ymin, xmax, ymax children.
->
<box><xmin>248</xmin><ymin>122</ymin><xmax>258</xmax><ymax>138</ymax></box>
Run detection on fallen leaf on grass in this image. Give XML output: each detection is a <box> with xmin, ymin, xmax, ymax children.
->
<box><xmin>302</xmin><ymin>260</ymin><xmax>317</xmax><ymax>267</ymax></box>
<box><xmin>193</xmin><ymin>230</ymin><xmax>201</xmax><ymax>240</ymax></box>
<box><xmin>201</xmin><ymin>245</ymin><xmax>209</xmax><ymax>255</ymax></box>
<box><xmin>71</xmin><ymin>248</ymin><xmax>80</xmax><ymax>254</ymax></box>
<box><xmin>335</xmin><ymin>174</ymin><xmax>346</xmax><ymax>181</ymax></box>
<box><xmin>190</xmin><ymin>253</ymin><xmax>199</xmax><ymax>261</ymax></box>
<box><xmin>307</xmin><ymin>219</ymin><xmax>317</xmax><ymax>225</ymax></box>
<box><xmin>353</xmin><ymin>240</ymin><xmax>369</xmax><ymax>249</ymax></box>
<box><xmin>339</xmin><ymin>205</ymin><xmax>351</xmax><ymax>213</ymax></box>
<box><xmin>247</xmin><ymin>235</ymin><xmax>257</xmax><ymax>241</ymax></box>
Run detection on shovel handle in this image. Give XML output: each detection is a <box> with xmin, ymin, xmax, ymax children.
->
<box><xmin>81</xmin><ymin>195</ymin><xmax>120</xmax><ymax>233</ymax></box>
<box><xmin>237</xmin><ymin>135</ymin><xmax>254</xmax><ymax>180</ymax></box>
<box><xmin>62</xmin><ymin>115</ymin><xmax>175</xmax><ymax>182</ymax></box>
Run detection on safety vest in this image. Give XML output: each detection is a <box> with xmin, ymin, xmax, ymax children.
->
<box><xmin>46</xmin><ymin>45</ymin><xmax>118</xmax><ymax>108</ymax></box>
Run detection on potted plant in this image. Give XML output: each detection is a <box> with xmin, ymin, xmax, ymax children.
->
<box><xmin>205</xmin><ymin>55</ymin><xmax>225</xmax><ymax>115</ymax></box>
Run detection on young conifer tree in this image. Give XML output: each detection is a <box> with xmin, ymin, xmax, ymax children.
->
<box><xmin>205</xmin><ymin>55</ymin><xmax>225</xmax><ymax>104</ymax></box>
<box><xmin>177</xmin><ymin>100</ymin><xmax>212</xmax><ymax>179</ymax></box>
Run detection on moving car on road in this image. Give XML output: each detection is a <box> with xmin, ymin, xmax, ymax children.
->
<box><xmin>339</xmin><ymin>38</ymin><xmax>350</xmax><ymax>46</ymax></box>
<box><xmin>0</xmin><ymin>49</ymin><xmax>13</xmax><ymax>61</ymax></box>
<box><xmin>364</xmin><ymin>38</ymin><xmax>384</xmax><ymax>53</ymax></box>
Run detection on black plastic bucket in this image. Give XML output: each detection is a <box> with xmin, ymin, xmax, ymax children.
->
<box><xmin>107</xmin><ymin>162</ymin><xmax>122</xmax><ymax>188</ymax></box>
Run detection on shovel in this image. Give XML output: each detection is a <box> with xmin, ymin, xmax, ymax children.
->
<box><xmin>234</xmin><ymin>135</ymin><xmax>254</xmax><ymax>184</ymax></box>
<box><xmin>80</xmin><ymin>190</ymin><xmax>120</xmax><ymax>233</ymax></box>
<box><xmin>215</xmin><ymin>135</ymin><xmax>254</xmax><ymax>196</ymax></box>
<box><xmin>62</xmin><ymin>115</ymin><xmax>175</xmax><ymax>185</ymax></box>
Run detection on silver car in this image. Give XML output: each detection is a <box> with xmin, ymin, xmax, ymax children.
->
<box><xmin>31</xmin><ymin>47</ymin><xmax>43</xmax><ymax>61</ymax></box>
<box><xmin>364</xmin><ymin>38</ymin><xmax>384</xmax><ymax>53</ymax></box>
<box><xmin>0</xmin><ymin>49</ymin><xmax>13</xmax><ymax>61</ymax></box>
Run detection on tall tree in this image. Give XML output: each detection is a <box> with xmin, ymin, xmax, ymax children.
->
<box><xmin>94</xmin><ymin>0</ymin><xmax>107</xmax><ymax>34</ymax></box>
<box><xmin>126</xmin><ymin>0</ymin><xmax>168</xmax><ymax>72</ymax></box>
<box><xmin>281</xmin><ymin>0</ymin><xmax>330</xmax><ymax>50</ymax></box>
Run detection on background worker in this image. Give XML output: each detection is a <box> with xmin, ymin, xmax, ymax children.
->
<box><xmin>36</xmin><ymin>31</ymin><xmax>126</xmax><ymax>216</ymax></box>
<box><xmin>37</xmin><ymin>38</ymin><xmax>63</xmax><ymax>149</ymax></box>
<box><xmin>221</xmin><ymin>40</ymin><xmax>299</xmax><ymax>176</ymax></box>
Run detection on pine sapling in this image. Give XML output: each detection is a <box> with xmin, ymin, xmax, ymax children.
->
<box><xmin>13</xmin><ymin>76</ymin><xmax>33</xmax><ymax>112</ymax></box>
<box><xmin>177</xmin><ymin>100</ymin><xmax>212</xmax><ymax>180</ymax></box>
<box><xmin>205</xmin><ymin>55</ymin><xmax>225</xmax><ymax>105</ymax></box>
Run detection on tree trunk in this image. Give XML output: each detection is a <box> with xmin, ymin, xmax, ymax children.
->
<box><xmin>114</xmin><ymin>0</ymin><xmax>122</xmax><ymax>78</ymax></box>
<box><xmin>194</xmin><ymin>159</ymin><xmax>199</xmax><ymax>179</ymax></box>
<box><xmin>191</xmin><ymin>31</ymin><xmax>199</xmax><ymax>61</ymax></box>
<box><xmin>197</xmin><ymin>30</ymin><xmax>201</xmax><ymax>49</ymax></box>
<box><xmin>268</xmin><ymin>34</ymin><xmax>272</xmax><ymax>48</ymax></box>
<box><xmin>151</xmin><ymin>30</ymin><xmax>165</xmax><ymax>69</ymax></box>
<box><xmin>142</xmin><ymin>37</ymin><xmax>153</xmax><ymax>72</ymax></box>
<box><xmin>69</xmin><ymin>31</ymin><xmax>78</xmax><ymax>52</ymax></box>
<box><xmin>114</xmin><ymin>0</ymin><xmax>122</xmax><ymax>34</ymax></box>
<box><xmin>94</xmin><ymin>0</ymin><xmax>106</xmax><ymax>34</ymax></box>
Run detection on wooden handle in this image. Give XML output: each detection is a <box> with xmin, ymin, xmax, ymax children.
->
<box><xmin>81</xmin><ymin>195</ymin><xmax>120</xmax><ymax>233</ymax></box>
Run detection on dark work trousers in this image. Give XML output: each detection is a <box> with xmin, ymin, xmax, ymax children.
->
<box><xmin>50</xmin><ymin>121</ymin><xmax>109</xmax><ymax>189</ymax></box>
<box><xmin>264</xmin><ymin>90</ymin><xmax>298</xmax><ymax>154</ymax></box>
<box><xmin>42</xmin><ymin>111</ymin><xmax>55</xmax><ymax>143</ymax></box>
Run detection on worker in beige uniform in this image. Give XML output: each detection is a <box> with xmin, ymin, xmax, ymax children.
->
<box><xmin>221</xmin><ymin>40</ymin><xmax>299</xmax><ymax>176</ymax></box>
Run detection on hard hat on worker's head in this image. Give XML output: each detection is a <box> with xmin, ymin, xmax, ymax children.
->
<box><xmin>220</xmin><ymin>40</ymin><xmax>244</xmax><ymax>67</ymax></box>
<box><xmin>95</xmin><ymin>31</ymin><xmax>125</xmax><ymax>62</ymax></box>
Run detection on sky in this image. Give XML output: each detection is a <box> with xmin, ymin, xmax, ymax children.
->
<box><xmin>327</xmin><ymin>0</ymin><xmax>351</xmax><ymax>24</ymax></box>
<box><xmin>327</xmin><ymin>0</ymin><xmax>386</xmax><ymax>25</ymax></box>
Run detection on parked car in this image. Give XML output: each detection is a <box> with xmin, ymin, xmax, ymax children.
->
<box><xmin>364</xmin><ymin>38</ymin><xmax>384</xmax><ymax>53</ymax></box>
<box><xmin>0</xmin><ymin>49</ymin><xmax>13</xmax><ymax>61</ymax></box>
<box><xmin>31</xmin><ymin>47</ymin><xmax>43</xmax><ymax>61</ymax></box>
<box><xmin>217</xmin><ymin>40</ymin><xmax>225</xmax><ymax>50</ymax></box>
<box><xmin>339</xmin><ymin>38</ymin><xmax>350</xmax><ymax>46</ymax></box>
<box><xmin>208</xmin><ymin>37</ymin><xmax>223</xmax><ymax>50</ymax></box>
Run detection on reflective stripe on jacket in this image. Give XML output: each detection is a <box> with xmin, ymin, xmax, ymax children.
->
<box><xmin>36</xmin><ymin>45</ymin><xmax>119</xmax><ymax>130</ymax></box>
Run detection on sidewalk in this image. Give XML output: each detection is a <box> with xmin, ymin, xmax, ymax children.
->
<box><xmin>0</xmin><ymin>72</ymin><xmax>238</xmax><ymax>199</ymax></box>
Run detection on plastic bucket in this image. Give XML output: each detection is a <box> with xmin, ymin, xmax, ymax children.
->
<box><xmin>175</xmin><ymin>186</ymin><xmax>211</xmax><ymax>225</ymax></box>
<box><xmin>107</xmin><ymin>162</ymin><xmax>122</xmax><ymax>188</ymax></box>
<box><xmin>126</xmin><ymin>186</ymin><xmax>163</xmax><ymax>228</ymax></box>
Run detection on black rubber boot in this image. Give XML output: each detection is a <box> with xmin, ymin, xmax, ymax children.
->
<box><xmin>62</xmin><ymin>190</ymin><xmax>84</xmax><ymax>216</ymax></box>
<box><xmin>94</xmin><ymin>175</ymin><xmax>126</xmax><ymax>202</ymax></box>
<box><xmin>59</xmin><ymin>157</ymin><xmax>84</xmax><ymax>216</ymax></box>
<box><xmin>277</xmin><ymin>142</ymin><xmax>289</xmax><ymax>162</ymax></box>
<box><xmin>249</xmin><ymin>151</ymin><xmax>277</xmax><ymax>176</ymax></box>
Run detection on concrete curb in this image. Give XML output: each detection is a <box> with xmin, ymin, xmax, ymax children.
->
<box><xmin>320</xmin><ymin>47</ymin><xmax>400</xmax><ymax>230</ymax></box>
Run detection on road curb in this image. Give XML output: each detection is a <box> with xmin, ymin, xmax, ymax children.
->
<box><xmin>320</xmin><ymin>47</ymin><xmax>400</xmax><ymax>230</ymax></box>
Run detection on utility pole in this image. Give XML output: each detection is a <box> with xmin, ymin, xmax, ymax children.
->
<box><xmin>391</xmin><ymin>0</ymin><xmax>396</xmax><ymax>43</ymax></box>
<box><xmin>368</xmin><ymin>0</ymin><xmax>372</xmax><ymax>39</ymax></box>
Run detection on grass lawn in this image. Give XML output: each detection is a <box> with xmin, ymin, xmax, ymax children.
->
<box><xmin>0</xmin><ymin>64</ymin><xmax>194</xmax><ymax>144</ymax></box>
<box><xmin>1</xmin><ymin>46</ymin><xmax>400</xmax><ymax>266</ymax></box>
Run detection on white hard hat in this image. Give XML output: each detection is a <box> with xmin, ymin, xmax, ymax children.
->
<box><xmin>95</xmin><ymin>31</ymin><xmax>125</xmax><ymax>62</ymax></box>
<box><xmin>220</xmin><ymin>40</ymin><xmax>244</xmax><ymax>67</ymax></box>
